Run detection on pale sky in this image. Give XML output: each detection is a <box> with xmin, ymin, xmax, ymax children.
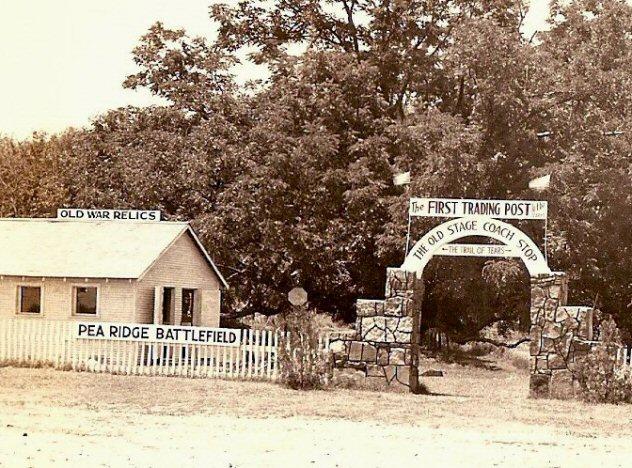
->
<box><xmin>0</xmin><ymin>0</ymin><xmax>550</xmax><ymax>140</ymax></box>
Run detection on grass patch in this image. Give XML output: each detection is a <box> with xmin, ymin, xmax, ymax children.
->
<box><xmin>0</xmin><ymin>359</ymin><xmax>54</xmax><ymax>369</ymax></box>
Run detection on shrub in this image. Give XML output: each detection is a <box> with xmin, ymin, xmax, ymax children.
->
<box><xmin>437</xmin><ymin>342</ymin><xmax>492</xmax><ymax>364</ymax></box>
<box><xmin>508</xmin><ymin>353</ymin><xmax>530</xmax><ymax>371</ymax></box>
<box><xmin>575</xmin><ymin>317</ymin><xmax>632</xmax><ymax>404</ymax></box>
<box><xmin>277</xmin><ymin>309</ymin><xmax>333</xmax><ymax>390</ymax></box>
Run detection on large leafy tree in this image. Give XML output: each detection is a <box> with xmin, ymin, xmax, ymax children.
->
<box><xmin>533</xmin><ymin>0</ymin><xmax>632</xmax><ymax>333</ymax></box>
<box><xmin>1</xmin><ymin>0</ymin><xmax>629</xmax><ymax>340</ymax></box>
<box><xmin>0</xmin><ymin>133</ymin><xmax>70</xmax><ymax>217</ymax></box>
<box><xmin>97</xmin><ymin>0</ymin><xmax>632</xmax><ymax>334</ymax></box>
<box><xmin>121</xmin><ymin>0</ymin><xmax>521</xmax><ymax>320</ymax></box>
<box><xmin>60</xmin><ymin>105</ymin><xmax>248</xmax><ymax>221</ymax></box>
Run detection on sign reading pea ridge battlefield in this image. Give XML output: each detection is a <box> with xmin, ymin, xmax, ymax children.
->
<box><xmin>409</xmin><ymin>198</ymin><xmax>548</xmax><ymax>220</ymax></box>
<box><xmin>76</xmin><ymin>322</ymin><xmax>240</xmax><ymax>346</ymax></box>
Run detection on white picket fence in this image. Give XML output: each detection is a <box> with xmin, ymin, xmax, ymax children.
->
<box><xmin>0</xmin><ymin>319</ymin><xmax>283</xmax><ymax>381</ymax></box>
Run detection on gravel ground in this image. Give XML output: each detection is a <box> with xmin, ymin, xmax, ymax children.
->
<box><xmin>1</xmin><ymin>365</ymin><xmax>631</xmax><ymax>467</ymax></box>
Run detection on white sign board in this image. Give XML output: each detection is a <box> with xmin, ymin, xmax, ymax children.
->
<box><xmin>76</xmin><ymin>322</ymin><xmax>240</xmax><ymax>346</ymax></box>
<box><xmin>402</xmin><ymin>216</ymin><xmax>551</xmax><ymax>277</ymax></box>
<box><xmin>436</xmin><ymin>243</ymin><xmax>520</xmax><ymax>258</ymax></box>
<box><xmin>57</xmin><ymin>208</ymin><xmax>161</xmax><ymax>222</ymax></box>
<box><xmin>288</xmin><ymin>287</ymin><xmax>308</xmax><ymax>306</ymax></box>
<box><xmin>409</xmin><ymin>198</ymin><xmax>547</xmax><ymax>220</ymax></box>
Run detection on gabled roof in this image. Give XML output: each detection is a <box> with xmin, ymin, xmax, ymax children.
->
<box><xmin>0</xmin><ymin>218</ymin><xmax>228</xmax><ymax>287</ymax></box>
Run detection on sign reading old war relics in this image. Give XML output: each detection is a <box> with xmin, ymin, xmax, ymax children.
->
<box><xmin>76</xmin><ymin>322</ymin><xmax>240</xmax><ymax>346</ymax></box>
<box><xmin>57</xmin><ymin>208</ymin><xmax>161</xmax><ymax>222</ymax></box>
<box><xmin>409</xmin><ymin>198</ymin><xmax>547</xmax><ymax>220</ymax></box>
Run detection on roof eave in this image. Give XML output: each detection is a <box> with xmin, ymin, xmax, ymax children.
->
<box><xmin>135</xmin><ymin>224</ymin><xmax>229</xmax><ymax>289</ymax></box>
<box><xmin>185</xmin><ymin>226</ymin><xmax>229</xmax><ymax>289</ymax></box>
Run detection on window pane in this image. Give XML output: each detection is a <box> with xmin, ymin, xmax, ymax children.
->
<box><xmin>20</xmin><ymin>287</ymin><xmax>41</xmax><ymax>313</ymax></box>
<box><xmin>76</xmin><ymin>287</ymin><xmax>97</xmax><ymax>315</ymax></box>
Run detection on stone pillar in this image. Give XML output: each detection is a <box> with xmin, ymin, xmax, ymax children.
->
<box><xmin>336</xmin><ymin>268</ymin><xmax>422</xmax><ymax>392</ymax></box>
<box><xmin>529</xmin><ymin>273</ymin><xmax>596</xmax><ymax>399</ymax></box>
<box><xmin>529</xmin><ymin>272</ymin><xmax>568</xmax><ymax>398</ymax></box>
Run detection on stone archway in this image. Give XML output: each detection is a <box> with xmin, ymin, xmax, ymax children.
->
<box><xmin>332</xmin><ymin>216</ymin><xmax>597</xmax><ymax>399</ymax></box>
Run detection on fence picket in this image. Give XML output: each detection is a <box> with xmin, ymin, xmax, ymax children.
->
<box><xmin>16</xmin><ymin>320</ymin><xmax>23</xmax><ymax>362</ymax></box>
<box><xmin>15</xmin><ymin>320</ymin><xmax>21</xmax><ymax>362</ymax></box>
<box><xmin>199</xmin><ymin>345</ymin><xmax>205</xmax><ymax>378</ymax></box>
<box><xmin>53</xmin><ymin>322</ymin><xmax>58</xmax><ymax>367</ymax></box>
<box><xmin>266</xmin><ymin>331</ymin><xmax>273</xmax><ymax>379</ymax></box>
<box><xmin>273</xmin><ymin>331</ymin><xmax>279</xmax><ymax>380</ymax></box>
<box><xmin>248</xmin><ymin>329</ymin><xmax>254</xmax><ymax>379</ymax></box>
<box><xmin>13</xmin><ymin>320</ymin><xmax>18</xmax><ymax>361</ymax></box>
<box><xmin>212</xmin><ymin>344</ymin><xmax>217</xmax><ymax>377</ymax></box>
<box><xmin>240</xmin><ymin>331</ymin><xmax>247</xmax><ymax>378</ymax></box>
<box><xmin>20</xmin><ymin>320</ymin><xmax>27</xmax><ymax>363</ymax></box>
<box><xmin>0</xmin><ymin>320</ymin><xmax>5</xmax><ymax>361</ymax></box>
<box><xmin>13</xmin><ymin>322</ymin><xmax>19</xmax><ymax>362</ymax></box>
<box><xmin>40</xmin><ymin>320</ymin><xmax>46</xmax><ymax>362</ymax></box>
<box><xmin>231</xmin><ymin>346</ymin><xmax>237</xmax><ymax>378</ymax></box>
<box><xmin>164</xmin><ymin>343</ymin><xmax>171</xmax><ymax>376</ymax></box>
<box><xmin>0</xmin><ymin>319</ymin><xmax>290</xmax><ymax>382</ymax></box>
<box><xmin>123</xmin><ymin>341</ymin><xmax>130</xmax><ymax>374</ymax></box>
<box><xmin>201</xmin><ymin>344</ymin><xmax>207</xmax><ymax>377</ymax></box>
<box><xmin>197</xmin><ymin>345</ymin><xmax>203</xmax><ymax>377</ymax></box>
<box><xmin>255</xmin><ymin>330</ymin><xmax>262</xmax><ymax>378</ymax></box>
<box><xmin>42</xmin><ymin>321</ymin><xmax>48</xmax><ymax>363</ymax></box>
<box><xmin>59</xmin><ymin>323</ymin><xmax>65</xmax><ymax>369</ymax></box>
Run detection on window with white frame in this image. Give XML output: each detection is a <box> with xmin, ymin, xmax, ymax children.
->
<box><xmin>18</xmin><ymin>286</ymin><xmax>42</xmax><ymax>314</ymax></box>
<box><xmin>74</xmin><ymin>286</ymin><xmax>98</xmax><ymax>315</ymax></box>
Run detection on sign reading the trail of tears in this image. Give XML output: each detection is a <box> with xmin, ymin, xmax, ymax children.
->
<box><xmin>75</xmin><ymin>322</ymin><xmax>240</xmax><ymax>346</ymax></box>
<box><xmin>436</xmin><ymin>243</ymin><xmax>520</xmax><ymax>258</ymax></box>
<box><xmin>409</xmin><ymin>198</ymin><xmax>547</xmax><ymax>220</ymax></box>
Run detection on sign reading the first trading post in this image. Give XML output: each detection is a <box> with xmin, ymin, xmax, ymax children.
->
<box><xmin>57</xmin><ymin>208</ymin><xmax>161</xmax><ymax>222</ymax></box>
<box><xmin>76</xmin><ymin>322</ymin><xmax>241</xmax><ymax>346</ymax></box>
<box><xmin>409</xmin><ymin>198</ymin><xmax>547</xmax><ymax>220</ymax></box>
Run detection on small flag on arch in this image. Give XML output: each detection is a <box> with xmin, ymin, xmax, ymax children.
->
<box><xmin>393</xmin><ymin>171</ymin><xmax>411</xmax><ymax>186</ymax></box>
<box><xmin>528</xmin><ymin>174</ymin><xmax>551</xmax><ymax>191</ymax></box>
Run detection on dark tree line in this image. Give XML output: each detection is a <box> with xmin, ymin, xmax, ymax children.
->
<box><xmin>1</xmin><ymin>0</ymin><xmax>630</xmax><ymax>341</ymax></box>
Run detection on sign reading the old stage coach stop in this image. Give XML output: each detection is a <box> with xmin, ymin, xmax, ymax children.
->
<box><xmin>57</xmin><ymin>208</ymin><xmax>161</xmax><ymax>222</ymax></box>
<box><xmin>409</xmin><ymin>198</ymin><xmax>547</xmax><ymax>220</ymax></box>
<box><xmin>76</xmin><ymin>322</ymin><xmax>240</xmax><ymax>346</ymax></box>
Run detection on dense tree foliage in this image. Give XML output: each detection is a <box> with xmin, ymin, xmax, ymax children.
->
<box><xmin>0</xmin><ymin>0</ymin><xmax>630</xmax><ymax>341</ymax></box>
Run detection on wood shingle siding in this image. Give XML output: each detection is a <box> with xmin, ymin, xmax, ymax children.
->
<box><xmin>135</xmin><ymin>231</ymin><xmax>221</xmax><ymax>327</ymax></box>
<box><xmin>0</xmin><ymin>277</ymin><xmax>136</xmax><ymax>322</ymax></box>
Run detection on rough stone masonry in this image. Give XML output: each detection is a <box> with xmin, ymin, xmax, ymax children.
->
<box><xmin>529</xmin><ymin>273</ymin><xmax>596</xmax><ymax>399</ymax></box>
<box><xmin>331</xmin><ymin>268</ymin><xmax>423</xmax><ymax>392</ymax></box>
<box><xmin>333</xmin><ymin>268</ymin><xmax>597</xmax><ymax>398</ymax></box>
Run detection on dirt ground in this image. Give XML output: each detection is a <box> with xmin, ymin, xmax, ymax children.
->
<box><xmin>1</xmin><ymin>355</ymin><xmax>632</xmax><ymax>467</ymax></box>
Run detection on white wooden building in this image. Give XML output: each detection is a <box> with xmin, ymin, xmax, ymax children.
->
<box><xmin>0</xmin><ymin>218</ymin><xmax>228</xmax><ymax>326</ymax></box>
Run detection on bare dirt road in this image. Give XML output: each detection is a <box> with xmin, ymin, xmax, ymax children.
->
<box><xmin>1</xmin><ymin>364</ymin><xmax>631</xmax><ymax>467</ymax></box>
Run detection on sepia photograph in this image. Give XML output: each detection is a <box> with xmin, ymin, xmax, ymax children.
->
<box><xmin>0</xmin><ymin>0</ymin><xmax>631</xmax><ymax>466</ymax></box>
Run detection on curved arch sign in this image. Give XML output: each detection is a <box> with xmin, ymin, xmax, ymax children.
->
<box><xmin>402</xmin><ymin>216</ymin><xmax>551</xmax><ymax>277</ymax></box>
